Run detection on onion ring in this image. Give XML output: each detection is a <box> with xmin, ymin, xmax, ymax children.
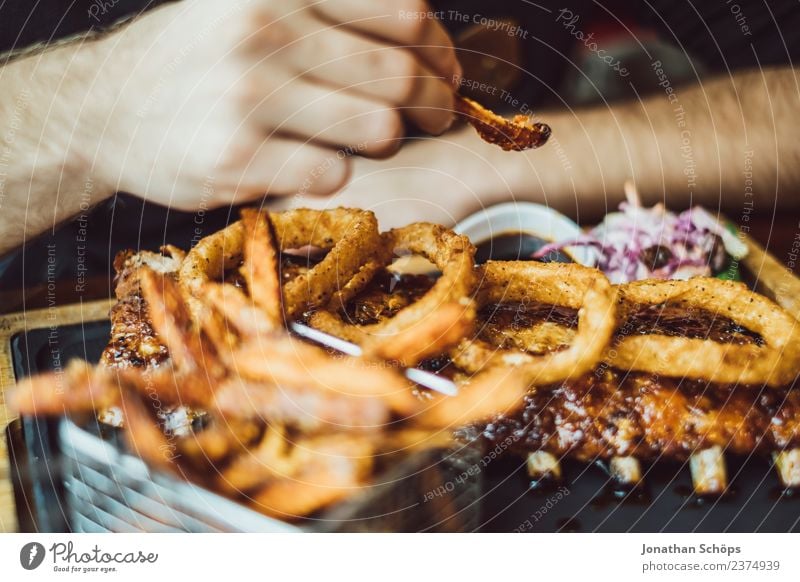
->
<box><xmin>308</xmin><ymin>223</ymin><xmax>478</xmax><ymax>365</ymax></box>
<box><xmin>450</xmin><ymin>260</ymin><xmax>616</xmax><ymax>384</ymax></box>
<box><xmin>270</xmin><ymin>208</ymin><xmax>383</xmax><ymax>316</ymax></box>
<box><xmin>607</xmin><ymin>278</ymin><xmax>800</xmax><ymax>387</ymax></box>
<box><xmin>455</xmin><ymin>94</ymin><xmax>551</xmax><ymax>151</ymax></box>
<box><xmin>178</xmin><ymin>208</ymin><xmax>383</xmax><ymax>320</ymax></box>
<box><xmin>179</xmin><ymin>220</ymin><xmax>246</xmax><ymax>321</ymax></box>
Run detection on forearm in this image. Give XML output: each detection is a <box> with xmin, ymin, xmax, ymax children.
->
<box><xmin>0</xmin><ymin>39</ymin><xmax>114</xmax><ymax>255</ymax></box>
<box><xmin>479</xmin><ymin>67</ymin><xmax>800</xmax><ymax>218</ymax></box>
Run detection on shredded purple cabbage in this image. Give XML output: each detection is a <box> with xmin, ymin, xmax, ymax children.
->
<box><xmin>534</xmin><ymin>199</ymin><xmax>747</xmax><ymax>283</ymax></box>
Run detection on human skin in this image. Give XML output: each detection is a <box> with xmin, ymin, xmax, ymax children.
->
<box><xmin>286</xmin><ymin>67</ymin><xmax>800</xmax><ymax>228</ymax></box>
<box><xmin>0</xmin><ymin>0</ymin><xmax>461</xmax><ymax>254</ymax></box>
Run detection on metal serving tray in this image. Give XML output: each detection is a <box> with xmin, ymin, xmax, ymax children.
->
<box><xmin>59</xmin><ymin>418</ymin><xmax>481</xmax><ymax>533</ymax></box>
<box><xmin>2</xmin><ymin>308</ymin><xmax>481</xmax><ymax>532</ymax></box>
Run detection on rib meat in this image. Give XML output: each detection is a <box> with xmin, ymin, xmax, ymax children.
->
<box><xmin>479</xmin><ymin>369</ymin><xmax>800</xmax><ymax>462</ymax></box>
<box><xmin>101</xmin><ymin>247</ymin><xmax>184</xmax><ymax>369</ymax></box>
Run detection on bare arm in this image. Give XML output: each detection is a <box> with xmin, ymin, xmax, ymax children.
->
<box><xmin>0</xmin><ymin>0</ymin><xmax>461</xmax><ymax>256</ymax></box>
<box><xmin>312</xmin><ymin>66</ymin><xmax>800</xmax><ymax>228</ymax></box>
<box><xmin>0</xmin><ymin>40</ymin><xmax>109</xmax><ymax>256</ymax></box>
<box><xmin>507</xmin><ymin>66</ymin><xmax>800</xmax><ymax>216</ymax></box>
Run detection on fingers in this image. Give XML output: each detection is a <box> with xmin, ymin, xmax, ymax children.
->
<box><xmin>253</xmin><ymin>75</ymin><xmax>404</xmax><ymax>157</ymax></box>
<box><xmin>170</xmin><ymin>137</ymin><xmax>352</xmax><ymax>210</ymax></box>
<box><xmin>123</xmin><ymin>0</ymin><xmax>463</xmax><ymax>212</ymax></box>
<box><xmin>400</xmin><ymin>66</ymin><xmax>454</xmax><ymax>135</ymax></box>
<box><xmin>311</xmin><ymin>0</ymin><xmax>460</xmax><ymax>84</ymax></box>
<box><xmin>269</xmin><ymin>23</ymin><xmax>454</xmax><ymax>134</ymax></box>
<box><xmin>226</xmin><ymin>137</ymin><xmax>352</xmax><ymax>201</ymax></box>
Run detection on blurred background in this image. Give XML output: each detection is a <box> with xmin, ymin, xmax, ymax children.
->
<box><xmin>0</xmin><ymin>0</ymin><xmax>797</xmax><ymax>311</ymax></box>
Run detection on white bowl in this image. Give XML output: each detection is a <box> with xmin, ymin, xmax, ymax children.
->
<box><xmin>454</xmin><ymin>202</ymin><xmax>593</xmax><ymax>265</ymax></box>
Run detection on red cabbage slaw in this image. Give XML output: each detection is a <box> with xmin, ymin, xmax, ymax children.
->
<box><xmin>534</xmin><ymin>189</ymin><xmax>748</xmax><ymax>283</ymax></box>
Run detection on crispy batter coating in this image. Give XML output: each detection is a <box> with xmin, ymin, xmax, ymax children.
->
<box><xmin>450</xmin><ymin>261</ymin><xmax>616</xmax><ymax>385</ymax></box>
<box><xmin>607</xmin><ymin>278</ymin><xmax>800</xmax><ymax>386</ymax></box>
<box><xmin>179</xmin><ymin>220</ymin><xmax>247</xmax><ymax>321</ymax></box>
<box><xmin>309</xmin><ymin>223</ymin><xmax>478</xmax><ymax>366</ymax></box>
<box><xmin>178</xmin><ymin>208</ymin><xmax>384</xmax><ymax>320</ymax></box>
<box><xmin>270</xmin><ymin>208</ymin><xmax>384</xmax><ymax>316</ymax></box>
<box><xmin>455</xmin><ymin>94</ymin><xmax>551</xmax><ymax>151</ymax></box>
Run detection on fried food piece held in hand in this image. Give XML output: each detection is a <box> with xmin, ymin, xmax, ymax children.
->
<box><xmin>455</xmin><ymin>94</ymin><xmax>551</xmax><ymax>151</ymax></box>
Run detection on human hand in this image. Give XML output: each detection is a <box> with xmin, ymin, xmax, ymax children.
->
<box><xmin>92</xmin><ymin>0</ymin><xmax>460</xmax><ymax>210</ymax></box>
<box><xmin>275</xmin><ymin>126</ymin><xmax>512</xmax><ymax>229</ymax></box>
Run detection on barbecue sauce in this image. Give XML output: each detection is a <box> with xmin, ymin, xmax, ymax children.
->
<box><xmin>474</xmin><ymin>231</ymin><xmax>573</xmax><ymax>264</ymax></box>
<box><xmin>343</xmin><ymin>270</ymin><xmax>435</xmax><ymax>326</ymax></box>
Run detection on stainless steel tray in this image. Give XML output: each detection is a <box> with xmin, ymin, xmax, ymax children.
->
<box><xmin>60</xmin><ymin>419</ymin><xmax>482</xmax><ymax>533</ymax></box>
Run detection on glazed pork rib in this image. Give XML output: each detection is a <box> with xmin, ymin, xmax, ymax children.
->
<box><xmin>98</xmin><ymin>247</ymin><xmax>188</xmax><ymax>428</ymax></box>
<box><xmin>97</xmin><ymin>242</ymin><xmax>800</xmax><ymax>494</ymax></box>
<box><xmin>480</xmin><ymin>369</ymin><xmax>800</xmax><ymax>461</ymax></box>
<box><xmin>486</xmin><ymin>370</ymin><xmax>800</xmax><ymax>493</ymax></box>
<box><xmin>470</xmin><ymin>299</ymin><xmax>800</xmax><ymax>493</ymax></box>
<box><xmin>320</xmin><ymin>263</ymin><xmax>800</xmax><ymax>493</ymax></box>
<box><xmin>101</xmin><ymin>247</ymin><xmax>183</xmax><ymax>369</ymax></box>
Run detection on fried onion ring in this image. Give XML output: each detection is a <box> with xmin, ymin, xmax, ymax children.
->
<box><xmin>308</xmin><ymin>223</ymin><xmax>478</xmax><ymax>365</ymax></box>
<box><xmin>607</xmin><ymin>278</ymin><xmax>800</xmax><ymax>387</ymax></box>
<box><xmin>178</xmin><ymin>208</ymin><xmax>383</xmax><ymax>320</ymax></box>
<box><xmin>179</xmin><ymin>220</ymin><xmax>246</xmax><ymax>321</ymax></box>
<box><xmin>455</xmin><ymin>94</ymin><xmax>551</xmax><ymax>151</ymax></box>
<box><xmin>450</xmin><ymin>261</ymin><xmax>616</xmax><ymax>384</ymax></box>
<box><xmin>270</xmin><ymin>208</ymin><xmax>383</xmax><ymax>316</ymax></box>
